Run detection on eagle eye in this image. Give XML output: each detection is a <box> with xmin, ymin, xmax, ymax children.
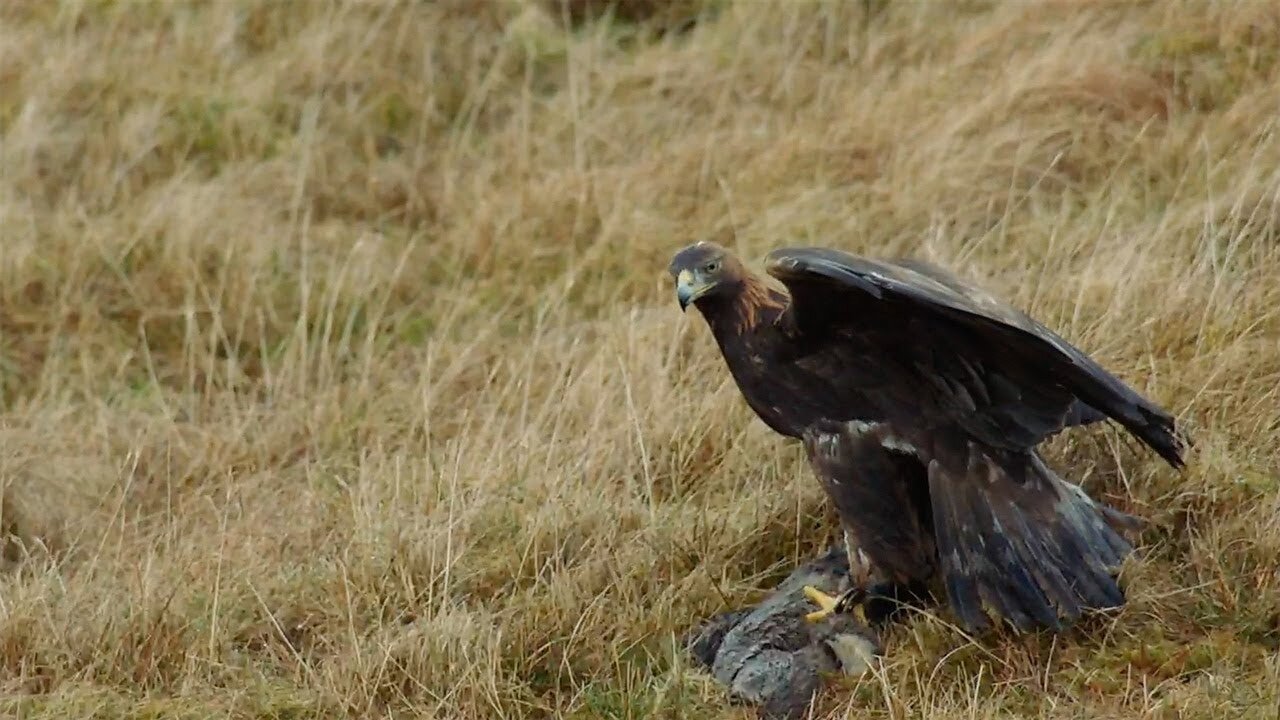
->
<box><xmin>704</xmin><ymin>260</ymin><xmax>721</xmax><ymax>273</ymax></box>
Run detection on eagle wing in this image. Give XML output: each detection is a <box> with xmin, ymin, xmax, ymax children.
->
<box><xmin>765</xmin><ymin>247</ymin><xmax>1183</xmax><ymax>632</ymax></box>
<box><xmin>763</xmin><ymin>247</ymin><xmax>1186</xmax><ymax>467</ymax></box>
<box><xmin>874</xmin><ymin>257</ymin><xmax>1106</xmax><ymax>430</ymax></box>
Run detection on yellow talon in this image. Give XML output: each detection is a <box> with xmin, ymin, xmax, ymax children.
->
<box><xmin>803</xmin><ymin>585</ymin><xmax>841</xmax><ymax>622</ymax></box>
<box><xmin>803</xmin><ymin>584</ymin><xmax>869</xmax><ymax>623</ymax></box>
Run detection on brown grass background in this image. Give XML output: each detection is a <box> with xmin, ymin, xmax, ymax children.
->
<box><xmin>1</xmin><ymin>0</ymin><xmax>1278</xmax><ymax>717</ymax></box>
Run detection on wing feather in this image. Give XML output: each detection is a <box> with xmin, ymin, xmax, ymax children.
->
<box><xmin>764</xmin><ymin>246</ymin><xmax>1187</xmax><ymax>468</ymax></box>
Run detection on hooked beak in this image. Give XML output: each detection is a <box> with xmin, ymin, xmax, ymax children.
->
<box><xmin>676</xmin><ymin>269</ymin><xmax>712</xmax><ymax>312</ymax></box>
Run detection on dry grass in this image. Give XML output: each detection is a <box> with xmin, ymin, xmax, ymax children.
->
<box><xmin>1</xmin><ymin>0</ymin><xmax>1278</xmax><ymax>717</ymax></box>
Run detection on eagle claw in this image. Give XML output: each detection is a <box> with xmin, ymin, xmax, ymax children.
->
<box><xmin>803</xmin><ymin>585</ymin><xmax>867</xmax><ymax>623</ymax></box>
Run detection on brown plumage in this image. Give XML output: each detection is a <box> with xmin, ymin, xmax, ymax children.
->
<box><xmin>668</xmin><ymin>240</ymin><xmax>1188</xmax><ymax>634</ymax></box>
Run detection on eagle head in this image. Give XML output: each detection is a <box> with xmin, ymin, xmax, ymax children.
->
<box><xmin>667</xmin><ymin>240</ymin><xmax>745</xmax><ymax>312</ymax></box>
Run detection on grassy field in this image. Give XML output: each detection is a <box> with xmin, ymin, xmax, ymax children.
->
<box><xmin>2</xmin><ymin>0</ymin><xmax>1279</xmax><ymax>717</ymax></box>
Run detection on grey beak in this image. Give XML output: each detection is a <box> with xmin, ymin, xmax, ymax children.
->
<box><xmin>675</xmin><ymin>268</ymin><xmax>703</xmax><ymax>312</ymax></box>
<box><xmin>678</xmin><ymin>284</ymin><xmax>694</xmax><ymax>312</ymax></box>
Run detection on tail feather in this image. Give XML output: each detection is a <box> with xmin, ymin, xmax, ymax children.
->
<box><xmin>949</xmin><ymin>468</ymin><xmax>1059</xmax><ymax>632</ymax></box>
<box><xmin>928</xmin><ymin>444</ymin><xmax>1138</xmax><ymax>634</ymax></box>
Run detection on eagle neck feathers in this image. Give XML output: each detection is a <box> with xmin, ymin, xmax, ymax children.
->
<box><xmin>703</xmin><ymin>275</ymin><xmax>787</xmax><ymax>340</ymax></box>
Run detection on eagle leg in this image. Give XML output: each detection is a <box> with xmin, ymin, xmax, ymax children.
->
<box><xmin>804</xmin><ymin>529</ymin><xmax>875</xmax><ymax>623</ymax></box>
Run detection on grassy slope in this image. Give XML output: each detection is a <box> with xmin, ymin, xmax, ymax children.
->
<box><xmin>1</xmin><ymin>0</ymin><xmax>1278</xmax><ymax>717</ymax></box>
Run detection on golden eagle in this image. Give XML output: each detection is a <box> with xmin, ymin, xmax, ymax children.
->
<box><xmin>668</xmin><ymin>240</ymin><xmax>1187</xmax><ymax>634</ymax></box>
